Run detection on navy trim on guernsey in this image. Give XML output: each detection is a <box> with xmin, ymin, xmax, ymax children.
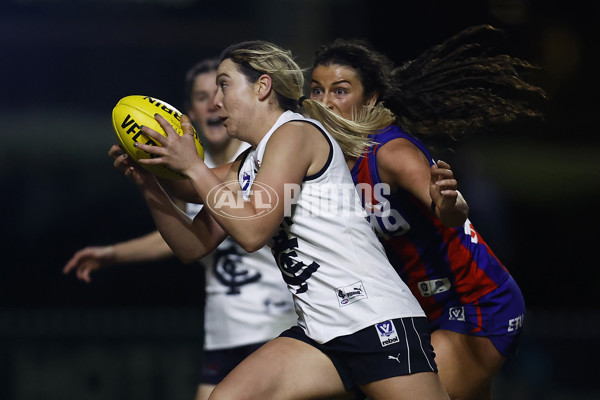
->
<box><xmin>234</xmin><ymin>119</ymin><xmax>332</xmax><ymax>182</ymax></box>
<box><xmin>289</xmin><ymin>119</ymin><xmax>333</xmax><ymax>182</ymax></box>
<box><xmin>236</xmin><ymin>147</ymin><xmax>253</xmax><ymax>177</ymax></box>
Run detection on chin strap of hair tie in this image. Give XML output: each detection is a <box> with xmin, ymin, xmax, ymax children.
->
<box><xmin>298</xmin><ymin>96</ymin><xmax>308</xmax><ymax>107</ymax></box>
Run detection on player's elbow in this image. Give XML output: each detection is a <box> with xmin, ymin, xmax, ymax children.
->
<box><xmin>174</xmin><ymin>245</ymin><xmax>212</xmax><ymax>264</ymax></box>
<box><xmin>239</xmin><ymin>241</ymin><xmax>264</xmax><ymax>254</ymax></box>
<box><xmin>237</xmin><ymin>235</ymin><xmax>269</xmax><ymax>254</ymax></box>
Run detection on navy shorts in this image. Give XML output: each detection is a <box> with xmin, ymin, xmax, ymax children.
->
<box><xmin>431</xmin><ymin>276</ymin><xmax>526</xmax><ymax>356</ymax></box>
<box><xmin>279</xmin><ymin>317</ymin><xmax>437</xmax><ymax>392</ymax></box>
<box><xmin>200</xmin><ymin>342</ymin><xmax>266</xmax><ymax>384</ymax></box>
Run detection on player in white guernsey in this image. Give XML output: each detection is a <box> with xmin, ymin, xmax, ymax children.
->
<box><xmin>111</xmin><ymin>42</ymin><xmax>449</xmax><ymax>399</ymax></box>
<box><xmin>64</xmin><ymin>59</ymin><xmax>295</xmax><ymax>400</ymax></box>
<box><xmin>238</xmin><ymin>110</ymin><xmax>425</xmax><ymax>344</ymax></box>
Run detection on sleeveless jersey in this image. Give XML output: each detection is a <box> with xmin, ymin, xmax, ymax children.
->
<box><xmin>350</xmin><ymin>125</ymin><xmax>512</xmax><ymax>324</ymax></box>
<box><xmin>187</xmin><ymin>144</ymin><xmax>296</xmax><ymax>351</ymax></box>
<box><xmin>238</xmin><ymin>111</ymin><xmax>424</xmax><ymax>344</ymax></box>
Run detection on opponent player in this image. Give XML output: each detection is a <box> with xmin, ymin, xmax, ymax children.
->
<box><xmin>309</xmin><ymin>26</ymin><xmax>543</xmax><ymax>399</ymax></box>
<box><xmin>63</xmin><ymin>58</ymin><xmax>296</xmax><ymax>400</ymax></box>
<box><xmin>110</xmin><ymin>40</ymin><xmax>449</xmax><ymax>399</ymax></box>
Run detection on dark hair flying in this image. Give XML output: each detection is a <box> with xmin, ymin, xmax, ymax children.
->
<box><xmin>313</xmin><ymin>25</ymin><xmax>547</xmax><ymax>149</ymax></box>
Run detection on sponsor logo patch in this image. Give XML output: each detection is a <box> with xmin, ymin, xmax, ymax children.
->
<box><xmin>508</xmin><ymin>314</ymin><xmax>525</xmax><ymax>332</ymax></box>
<box><xmin>335</xmin><ymin>281</ymin><xmax>367</xmax><ymax>307</ymax></box>
<box><xmin>449</xmin><ymin>306</ymin><xmax>465</xmax><ymax>321</ymax></box>
<box><xmin>376</xmin><ymin>320</ymin><xmax>400</xmax><ymax>347</ymax></box>
<box><xmin>417</xmin><ymin>278</ymin><xmax>451</xmax><ymax>297</ymax></box>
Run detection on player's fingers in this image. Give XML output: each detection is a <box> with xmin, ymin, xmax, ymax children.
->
<box><xmin>137</xmin><ymin>154</ymin><xmax>166</xmax><ymax>165</ymax></box>
<box><xmin>113</xmin><ymin>152</ymin><xmax>135</xmax><ymax>169</ymax></box>
<box><xmin>433</xmin><ymin>167</ymin><xmax>454</xmax><ymax>180</ymax></box>
<box><xmin>63</xmin><ymin>258</ymin><xmax>77</xmax><ymax>274</ymax></box>
<box><xmin>139</xmin><ymin>124</ymin><xmax>166</xmax><ymax>145</ymax></box>
<box><xmin>436</xmin><ymin>159</ymin><xmax>451</xmax><ymax>169</ymax></box>
<box><xmin>430</xmin><ymin>164</ymin><xmax>440</xmax><ymax>183</ymax></box>
<box><xmin>435</xmin><ymin>178</ymin><xmax>458</xmax><ymax>188</ymax></box>
<box><xmin>108</xmin><ymin>144</ymin><xmax>125</xmax><ymax>159</ymax></box>
<box><xmin>76</xmin><ymin>267</ymin><xmax>85</xmax><ymax>281</ymax></box>
<box><xmin>63</xmin><ymin>249</ymin><xmax>89</xmax><ymax>273</ymax></box>
<box><xmin>181</xmin><ymin>115</ymin><xmax>195</xmax><ymax>137</ymax></box>
<box><xmin>124</xmin><ymin>167</ymin><xmax>136</xmax><ymax>179</ymax></box>
<box><xmin>154</xmin><ymin>114</ymin><xmax>178</xmax><ymax>137</ymax></box>
<box><xmin>440</xmin><ymin>190</ymin><xmax>459</xmax><ymax>197</ymax></box>
<box><xmin>134</xmin><ymin>140</ymin><xmax>166</xmax><ymax>158</ymax></box>
<box><xmin>81</xmin><ymin>269</ymin><xmax>92</xmax><ymax>284</ymax></box>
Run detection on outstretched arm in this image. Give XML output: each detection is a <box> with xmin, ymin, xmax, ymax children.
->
<box><xmin>62</xmin><ymin>230</ymin><xmax>174</xmax><ymax>283</ymax></box>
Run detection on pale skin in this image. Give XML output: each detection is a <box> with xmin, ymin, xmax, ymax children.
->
<box><xmin>63</xmin><ymin>69</ymin><xmax>243</xmax><ymax>400</ymax></box>
<box><xmin>311</xmin><ymin>63</ymin><xmax>505</xmax><ymax>400</ymax></box>
<box><xmin>110</xmin><ymin>58</ymin><xmax>449</xmax><ymax>400</ymax></box>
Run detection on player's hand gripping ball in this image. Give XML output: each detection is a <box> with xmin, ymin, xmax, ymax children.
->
<box><xmin>112</xmin><ymin>95</ymin><xmax>204</xmax><ymax>179</ymax></box>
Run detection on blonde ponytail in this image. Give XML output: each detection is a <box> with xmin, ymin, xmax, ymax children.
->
<box><xmin>301</xmin><ymin>99</ymin><xmax>396</xmax><ymax>157</ymax></box>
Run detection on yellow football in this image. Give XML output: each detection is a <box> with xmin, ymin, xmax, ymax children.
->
<box><xmin>111</xmin><ymin>95</ymin><xmax>204</xmax><ymax>179</ymax></box>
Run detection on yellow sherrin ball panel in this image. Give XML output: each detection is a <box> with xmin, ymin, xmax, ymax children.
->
<box><xmin>111</xmin><ymin>95</ymin><xmax>204</xmax><ymax>180</ymax></box>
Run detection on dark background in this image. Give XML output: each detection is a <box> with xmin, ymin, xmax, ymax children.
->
<box><xmin>1</xmin><ymin>0</ymin><xmax>598</xmax><ymax>399</ymax></box>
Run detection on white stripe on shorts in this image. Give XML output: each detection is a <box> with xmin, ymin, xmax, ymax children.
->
<box><xmin>400</xmin><ymin>318</ymin><xmax>411</xmax><ymax>374</ymax></box>
<box><xmin>412</xmin><ymin>317</ymin><xmax>435</xmax><ymax>371</ymax></box>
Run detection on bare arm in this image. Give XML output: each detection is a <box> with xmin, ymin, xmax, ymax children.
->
<box><xmin>157</xmin><ymin>163</ymin><xmax>233</xmax><ymax>203</ymax></box>
<box><xmin>136</xmin><ymin>172</ymin><xmax>227</xmax><ymax>263</ymax></box>
<box><xmin>62</xmin><ymin>208</ymin><xmax>225</xmax><ymax>282</ymax></box>
<box><xmin>102</xmin><ymin>230</ymin><xmax>173</xmax><ymax>263</ymax></box>
<box><xmin>62</xmin><ymin>230</ymin><xmax>174</xmax><ymax>283</ymax></box>
<box><xmin>376</xmin><ymin>139</ymin><xmax>468</xmax><ymax>227</ymax></box>
<box><xmin>108</xmin><ymin>143</ymin><xmax>228</xmax><ymax>263</ymax></box>
<box><xmin>135</xmin><ymin>116</ymin><xmax>319</xmax><ymax>253</ymax></box>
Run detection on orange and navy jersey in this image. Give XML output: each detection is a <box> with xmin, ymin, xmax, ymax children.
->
<box><xmin>350</xmin><ymin>125</ymin><xmax>513</xmax><ymax>325</ymax></box>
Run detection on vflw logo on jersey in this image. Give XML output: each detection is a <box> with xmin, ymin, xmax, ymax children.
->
<box><xmin>376</xmin><ymin>320</ymin><xmax>400</xmax><ymax>347</ymax></box>
<box><xmin>449</xmin><ymin>306</ymin><xmax>466</xmax><ymax>321</ymax></box>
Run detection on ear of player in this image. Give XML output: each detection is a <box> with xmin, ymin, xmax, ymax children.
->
<box><xmin>112</xmin><ymin>95</ymin><xmax>204</xmax><ymax>180</ymax></box>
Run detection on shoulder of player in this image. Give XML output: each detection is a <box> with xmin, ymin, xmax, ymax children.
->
<box><xmin>376</xmin><ymin>137</ymin><xmax>431</xmax><ymax>186</ymax></box>
<box><xmin>259</xmin><ymin>121</ymin><xmax>325</xmax><ymax>178</ymax></box>
<box><xmin>269</xmin><ymin>120</ymin><xmax>324</xmax><ymax>148</ymax></box>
